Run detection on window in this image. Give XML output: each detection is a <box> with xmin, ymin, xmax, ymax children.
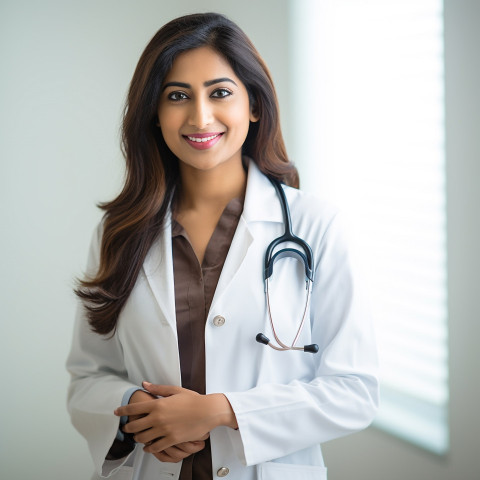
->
<box><xmin>291</xmin><ymin>0</ymin><xmax>448</xmax><ymax>454</ymax></box>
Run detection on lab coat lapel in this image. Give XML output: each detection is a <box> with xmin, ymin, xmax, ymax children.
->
<box><xmin>241</xmin><ymin>161</ymin><xmax>283</xmax><ymax>225</ymax></box>
<box><xmin>210</xmin><ymin>161</ymin><xmax>283</xmax><ymax>309</ymax></box>
<box><xmin>142</xmin><ymin>213</ymin><xmax>177</xmax><ymax>332</ymax></box>
<box><xmin>210</xmin><ymin>214</ymin><xmax>253</xmax><ymax>309</ymax></box>
<box><xmin>141</xmin><ymin>162</ymin><xmax>284</xmax><ymax>324</ymax></box>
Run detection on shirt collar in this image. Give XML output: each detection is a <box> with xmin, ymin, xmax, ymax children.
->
<box><xmin>172</xmin><ymin>195</ymin><xmax>245</xmax><ymax>239</ymax></box>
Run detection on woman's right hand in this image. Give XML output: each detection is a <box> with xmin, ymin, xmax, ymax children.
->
<box><xmin>127</xmin><ymin>390</ymin><xmax>208</xmax><ymax>463</ymax></box>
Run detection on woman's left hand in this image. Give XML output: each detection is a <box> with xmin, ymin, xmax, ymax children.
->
<box><xmin>152</xmin><ymin>437</ymin><xmax>208</xmax><ymax>463</ymax></box>
<box><xmin>114</xmin><ymin>383</ymin><xmax>237</xmax><ymax>454</ymax></box>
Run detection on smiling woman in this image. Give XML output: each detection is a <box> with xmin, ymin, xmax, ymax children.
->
<box><xmin>66</xmin><ymin>12</ymin><xmax>378</xmax><ymax>480</ymax></box>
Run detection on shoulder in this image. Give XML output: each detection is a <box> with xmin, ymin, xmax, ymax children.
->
<box><xmin>283</xmin><ymin>184</ymin><xmax>340</xmax><ymax>229</ymax></box>
<box><xmin>281</xmin><ymin>184</ymin><xmax>359</xmax><ymax>261</ymax></box>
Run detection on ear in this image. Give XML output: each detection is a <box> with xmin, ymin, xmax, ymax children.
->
<box><xmin>249</xmin><ymin>104</ymin><xmax>260</xmax><ymax>123</ymax></box>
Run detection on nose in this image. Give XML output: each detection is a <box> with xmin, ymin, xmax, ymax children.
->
<box><xmin>187</xmin><ymin>97</ymin><xmax>213</xmax><ymax>129</ymax></box>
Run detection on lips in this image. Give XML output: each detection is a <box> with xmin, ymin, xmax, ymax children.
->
<box><xmin>183</xmin><ymin>132</ymin><xmax>224</xmax><ymax>150</ymax></box>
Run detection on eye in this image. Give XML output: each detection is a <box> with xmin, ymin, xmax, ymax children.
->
<box><xmin>211</xmin><ymin>88</ymin><xmax>232</xmax><ymax>99</ymax></box>
<box><xmin>167</xmin><ymin>91</ymin><xmax>189</xmax><ymax>101</ymax></box>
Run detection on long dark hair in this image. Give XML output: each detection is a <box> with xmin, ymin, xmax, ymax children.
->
<box><xmin>76</xmin><ymin>12</ymin><xmax>299</xmax><ymax>335</ymax></box>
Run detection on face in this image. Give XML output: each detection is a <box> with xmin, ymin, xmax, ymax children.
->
<box><xmin>157</xmin><ymin>46</ymin><xmax>258</xmax><ymax>174</ymax></box>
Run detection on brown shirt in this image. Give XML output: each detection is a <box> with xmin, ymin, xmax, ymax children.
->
<box><xmin>172</xmin><ymin>197</ymin><xmax>244</xmax><ymax>480</ymax></box>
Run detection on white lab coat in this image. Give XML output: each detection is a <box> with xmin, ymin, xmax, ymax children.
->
<box><xmin>67</xmin><ymin>161</ymin><xmax>379</xmax><ymax>480</ymax></box>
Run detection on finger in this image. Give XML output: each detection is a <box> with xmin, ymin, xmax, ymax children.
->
<box><xmin>142</xmin><ymin>382</ymin><xmax>185</xmax><ymax>397</ymax></box>
<box><xmin>133</xmin><ymin>429</ymin><xmax>163</xmax><ymax>445</ymax></box>
<box><xmin>114</xmin><ymin>401</ymin><xmax>154</xmax><ymax>418</ymax></box>
<box><xmin>123</xmin><ymin>416</ymin><xmax>155</xmax><ymax>435</ymax></box>
<box><xmin>150</xmin><ymin>441</ymin><xmax>205</xmax><ymax>462</ymax></box>
<box><xmin>153</xmin><ymin>450</ymin><xmax>184</xmax><ymax>463</ymax></box>
<box><xmin>174</xmin><ymin>441</ymin><xmax>205</xmax><ymax>454</ymax></box>
<box><xmin>143</xmin><ymin>436</ymin><xmax>176</xmax><ymax>454</ymax></box>
<box><xmin>128</xmin><ymin>414</ymin><xmax>145</xmax><ymax>423</ymax></box>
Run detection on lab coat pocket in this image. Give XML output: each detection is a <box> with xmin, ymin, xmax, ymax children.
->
<box><xmin>257</xmin><ymin>461</ymin><xmax>327</xmax><ymax>480</ymax></box>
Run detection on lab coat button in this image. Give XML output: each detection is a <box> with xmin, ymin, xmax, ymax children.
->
<box><xmin>213</xmin><ymin>315</ymin><xmax>226</xmax><ymax>327</ymax></box>
<box><xmin>216</xmin><ymin>467</ymin><xmax>230</xmax><ymax>477</ymax></box>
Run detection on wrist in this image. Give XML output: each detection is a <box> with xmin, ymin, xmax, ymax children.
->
<box><xmin>129</xmin><ymin>389</ymin><xmax>156</xmax><ymax>404</ymax></box>
<box><xmin>206</xmin><ymin>393</ymin><xmax>238</xmax><ymax>430</ymax></box>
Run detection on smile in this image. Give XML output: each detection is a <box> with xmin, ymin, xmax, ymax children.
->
<box><xmin>183</xmin><ymin>132</ymin><xmax>224</xmax><ymax>150</ymax></box>
<box><xmin>187</xmin><ymin>133</ymin><xmax>221</xmax><ymax>143</ymax></box>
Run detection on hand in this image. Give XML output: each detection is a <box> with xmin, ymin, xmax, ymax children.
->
<box><xmin>114</xmin><ymin>383</ymin><xmax>237</xmax><ymax>455</ymax></box>
<box><xmin>128</xmin><ymin>389</ymin><xmax>157</xmax><ymax>422</ymax></box>
<box><xmin>152</xmin><ymin>434</ymin><xmax>209</xmax><ymax>463</ymax></box>
<box><xmin>125</xmin><ymin>388</ymin><xmax>208</xmax><ymax>463</ymax></box>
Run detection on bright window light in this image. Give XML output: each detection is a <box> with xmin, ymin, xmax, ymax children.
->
<box><xmin>291</xmin><ymin>0</ymin><xmax>448</xmax><ymax>454</ymax></box>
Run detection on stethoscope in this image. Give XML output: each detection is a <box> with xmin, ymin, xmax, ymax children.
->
<box><xmin>255</xmin><ymin>177</ymin><xmax>319</xmax><ymax>354</ymax></box>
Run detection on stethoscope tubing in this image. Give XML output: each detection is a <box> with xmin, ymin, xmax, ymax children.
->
<box><xmin>256</xmin><ymin>176</ymin><xmax>319</xmax><ymax>354</ymax></box>
<box><xmin>264</xmin><ymin>277</ymin><xmax>313</xmax><ymax>351</ymax></box>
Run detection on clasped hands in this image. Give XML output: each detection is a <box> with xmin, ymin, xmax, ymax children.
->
<box><xmin>114</xmin><ymin>382</ymin><xmax>237</xmax><ymax>463</ymax></box>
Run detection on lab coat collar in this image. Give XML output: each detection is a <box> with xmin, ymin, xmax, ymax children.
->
<box><xmin>242</xmin><ymin>159</ymin><xmax>284</xmax><ymax>225</ymax></box>
<box><xmin>209</xmin><ymin>159</ymin><xmax>283</xmax><ymax>312</ymax></box>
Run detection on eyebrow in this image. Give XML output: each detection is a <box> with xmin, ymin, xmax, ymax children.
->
<box><xmin>162</xmin><ymin>77</ymin><xmax>238</xmax><ymax>91</ymax></box>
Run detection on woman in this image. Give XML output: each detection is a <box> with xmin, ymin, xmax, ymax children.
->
<box><xmin>67</xmin><ymin>12</ymin><xmax>378</xmax><ymax>480</ymax></box>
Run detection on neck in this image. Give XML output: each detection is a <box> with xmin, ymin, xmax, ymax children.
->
<box><xmin>177</xmin><ymin>158</ymin><xmax>247</xmax><ymax>213</ymax></box>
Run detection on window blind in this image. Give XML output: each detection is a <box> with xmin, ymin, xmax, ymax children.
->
<box><xmin>293</xmin><ymin>0</ymin><xmax>448</xmax><ymax>454</ymax></box>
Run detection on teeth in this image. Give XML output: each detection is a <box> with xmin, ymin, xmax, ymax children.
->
<box><xmin>187</xmin><ymin>134</ymin><xmax>220</xmax><ymax>143</ymax></box>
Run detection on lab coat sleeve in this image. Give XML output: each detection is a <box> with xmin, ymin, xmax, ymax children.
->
<box><xmin>224</xmin><ymin>211</ymin><xmax>379</xmax><ymax>466</ymax></box>
<box><xmin>66</xmin><ymin>223</ymin><xmax>140</xmax><ymax>477</ymax></box>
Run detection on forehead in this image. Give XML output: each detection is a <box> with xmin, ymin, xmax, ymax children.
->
<box><xmin>164</xmin><ymin>46</ymin><xmax>238</xmax><ymax>83</ymax></box>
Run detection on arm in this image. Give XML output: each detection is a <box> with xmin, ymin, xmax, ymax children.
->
<box><xmin>222</xmin><ymin>211</ymin><xmax>379</xmax><ymax>465</ymax></box>
<box><xmin>66</xmin><ymin>224</ymin><xmax>144</xmax><ymax>475</ymax></box>
<box><xmin>66</xmin><ymin>300</ymin><xmax>143</xmax><ymax>474</ymax></box>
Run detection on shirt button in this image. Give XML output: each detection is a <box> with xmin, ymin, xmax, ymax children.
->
<box><xmin>212</xmin><ymin>315</ymin><xmax>226</xmax><ymax>327</ymax></box>
<box><xmin>217</xmin><ymin>467</ymin><xmax>230</xmax><ymax>477</ymax></box>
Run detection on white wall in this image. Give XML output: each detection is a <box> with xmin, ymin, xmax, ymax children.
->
<box><xmin>320</xmin><ymin>1</ymin><xmax>480</xmax><ymax>478</ymax></box>
<box><xmin>0</xmin><ymin>1</ymin><xmax>289</xmax><ymax>478</ymax></box>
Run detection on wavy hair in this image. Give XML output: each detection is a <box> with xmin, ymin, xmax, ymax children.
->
<box><xmin>76</xmin><ymin>12</ymin><xmax>299</xmax><ymax>334</ymax></box>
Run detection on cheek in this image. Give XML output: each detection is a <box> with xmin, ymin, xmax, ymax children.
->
<box><xmin>159</xmin><ymin>115</ymin><xmax>182</xmax><ymax>149</ymax></box>
<box><xmin>225</xmin><ymin>104</ymin><xmax>254</xmax><ymax>132</ymax></box>
<box><xmin>159</xmin><ymin>107</ymin><xmax>181</xmax><ymax>132</ymax></box>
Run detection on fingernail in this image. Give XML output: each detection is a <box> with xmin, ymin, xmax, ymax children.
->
<box><xmin>142</xmin><ymin>381</ymin><xmax>152</xmax><ymax>387</ymax></box>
